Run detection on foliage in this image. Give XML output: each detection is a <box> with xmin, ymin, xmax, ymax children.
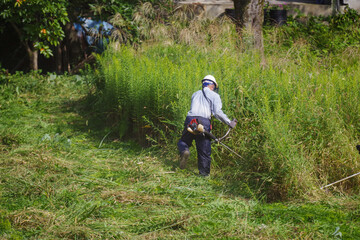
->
<box><xmin>0</xmin><ymin>0</ymin><xmax>69</xmax><ymax>57</ymax></box>
<box><xmin>106</xmin><ymin>0</ymin><xmax>175</xmax><ymax>44</ymax></box>
<box><xmin>266</xmin><ymin>7</ymin><xmax>360</xmax><ymax>55</ymax></box>
<box><xmin>0</xmin><ymin>0</ymin><xmax>169</xmax><ymax>70</ymax></box>
<box><xmin>65</xmin><ymin>0</ymin><xmax>174</xmax><ymax>46</ymax></box>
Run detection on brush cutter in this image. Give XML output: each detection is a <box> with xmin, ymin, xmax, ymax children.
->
<box><xmin>320</xmin><ymin>172</ymin><xmax>360</xmax><ymax>190</ymax></box>
<box><xmin>187</xmin><ymin>118</ymin><xmax>243</xmax><ymax>159</ymax></box>
<box><xmin>320</xmin><ymin>145</ymin><xmax>360</xmax><ymax>189</ymax></box>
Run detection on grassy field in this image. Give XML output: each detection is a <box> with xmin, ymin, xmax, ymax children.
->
<box><xmin>2</xmin><ymin>4</ymin><xmax>360</xmax><ymax>239</ymax></box>
<box><xmin>1</xmin><ymin>72</ymin><xmax>360</xmax><ymax>239</ymax></box>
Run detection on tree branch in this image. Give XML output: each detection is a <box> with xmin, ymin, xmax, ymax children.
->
<box><xmin>10</xmin><ymin>22</ymin><xmax>31</xmax><ymax>54</ymax></box>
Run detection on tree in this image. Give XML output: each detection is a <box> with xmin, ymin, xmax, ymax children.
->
<box><xmin>53</xmin><ymin>0</ymin><xmax>164</xmax><ymax>73</ymax></box>
<box><xmin>0</xmin><ymin>0</ymin><xmax>170</xmax><ymax>72</ymax></box>
<box><xmin>232</xmin><ymin>0</ymin><xmax>265</xmax><ymax>65</ymax></box>
<box><xmin>332</xmin><ymin>0</ymin><xmax>341</xmax><ymax>15</ymax></box>
<box><xmin>0</xmin><ymin>0</ymin><xmax>69</xmax><ymax>70</ymax></box>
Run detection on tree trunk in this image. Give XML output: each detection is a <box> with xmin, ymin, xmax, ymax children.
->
<box><xmin>27</xmin><ymin>45</ymin><xmax>38</xmax><ymax>71</ymax></box>
<box><xmin>233</xmin><ymin>0</ymin><xmax>251</xmax><ymax>30</ymax></box>
<box><xmin>332</xmin><ymin>0</ymin><xmax>341</xmax><ymax>15</ymax></box>
<box><xmin>63</xmin><ymin>43</ymin><xmax>71</xmax><ymax>73</ymax></box>
<box><xmin>56</xmin><ymin>42</ymin><xmax>63</xmax><ymax>74</ymax></box>
<box><xmin>64</xmin><ymin>22</ymin><xmax>73</xmax><ymax>73</ymax></box>
<box><xmin>246</xmin><ymin>0</ymin><xmax>265</xmax><ymax>53</ymax></box>
<box><xmin>10</xmin><ymin>22</ymin><xmax>39</xmax><ymax>71</ymax></box>
<box><xmin>233</xmin><ymin>0</ymin><xmax>266</xmax><ymax>66</ymax></box>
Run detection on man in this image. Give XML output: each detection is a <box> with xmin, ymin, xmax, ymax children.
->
<box><xmin>177</xmin><ymin>75</ymin><xmax>237</xmax><ymax>177</ymax></box>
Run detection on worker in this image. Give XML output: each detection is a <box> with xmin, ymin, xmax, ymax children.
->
<box><xmin>177</xmin><ymin>75</ymin><xmax>237</xmax><ymax>177</ymax></box>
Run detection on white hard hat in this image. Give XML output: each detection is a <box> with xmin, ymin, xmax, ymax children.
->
<box><xmin>202</xmin><ymin>75</ymin><xmax>218</xmax><ymax>89</ymax></box>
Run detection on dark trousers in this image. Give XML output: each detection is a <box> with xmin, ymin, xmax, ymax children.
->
<box><xmin>177</xmin><ymin>116</ymin><xmax>212</xmax><ymax>176</ymax></box>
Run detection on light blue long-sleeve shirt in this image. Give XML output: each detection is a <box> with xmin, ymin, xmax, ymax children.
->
<box><xmin>187</xmin><ymin>87</ymin><xmax>231</xmax><ymax>126</ymax></box>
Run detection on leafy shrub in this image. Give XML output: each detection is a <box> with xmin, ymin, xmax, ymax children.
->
<box><xmin>266</xmin><ymin>7</ymin><xmax>360</xmax><ymax>55</ymax></box>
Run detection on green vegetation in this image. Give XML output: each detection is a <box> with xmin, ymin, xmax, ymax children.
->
<box><xmin>274</xmin><ymin>7</ymin><xmax>360</xmax><ymax>54</ymax></box>
<box><xmin>0</xmin><ymin>0</ymin><xmax>69</xmax><ymax>58</ymax></box>
<box><xmin>95</xmin><ymin>6</ymin><xmax>360</xmax><ymax>201</ymax></box>
<box><xmin>1</xmin><ymin>72</ymin><xmax>360</xmax><ymax>239</ymax></box>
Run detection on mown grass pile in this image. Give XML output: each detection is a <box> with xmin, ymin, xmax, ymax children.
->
<box><xmin>95</xmin><ymin>5</ymin><xmax>360</xmax><ymax>200</ymax></box>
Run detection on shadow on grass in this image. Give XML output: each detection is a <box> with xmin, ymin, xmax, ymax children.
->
<box><xmin>49</xmin><ymin>91</ymin><xmax>142</xmax><ymax>155</ymax></box>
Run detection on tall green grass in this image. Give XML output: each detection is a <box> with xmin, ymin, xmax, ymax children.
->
<box><xmin>95</xmin><ymin>8</ymin><xmax>360</xmax><ymax>200</ymax></box>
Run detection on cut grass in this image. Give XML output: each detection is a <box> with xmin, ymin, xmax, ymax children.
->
<box><xmin>1</xmin><ymin>73</ymin><xmax>360</xmax><ymax>239</ymax></box>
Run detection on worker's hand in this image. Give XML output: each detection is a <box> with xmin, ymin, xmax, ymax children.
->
<box><xmin>229</xmin><ymin>118</ymin><xmax>237</xmax><ymax>128</ymax></box>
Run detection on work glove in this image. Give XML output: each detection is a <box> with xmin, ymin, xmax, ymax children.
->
<box><xmin>229</xmin><ymin>118</ymin><xmax>237</xmax><ymax>128</ymax></box>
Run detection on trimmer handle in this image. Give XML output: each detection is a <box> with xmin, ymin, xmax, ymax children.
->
<box><xmin>203</xmin><ymin>130</ymin><xmax>219</xmax><ymax>142</ymax></box>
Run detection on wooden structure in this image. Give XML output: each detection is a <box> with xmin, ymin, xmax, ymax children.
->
<box><xmin>176</xmin><ymin>0</ymin><xmax>360</xmax><ymax>18</ymax></box>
